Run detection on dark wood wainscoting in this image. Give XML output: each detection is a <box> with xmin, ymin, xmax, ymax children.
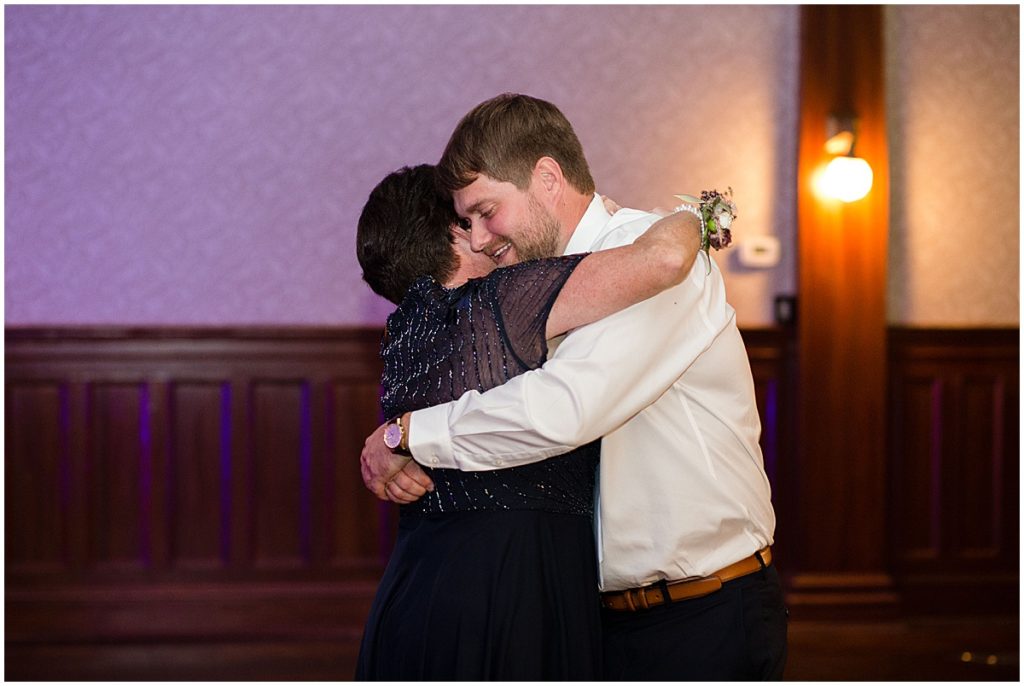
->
<box><xmin>5</xmin><ymin>325</ymin><xmax>1017</xmax><ymax>679</ymax></box>
<box><xmin>5</xmin><ymin>327</ymin><xmax>393</xmax><ymax>679</ymax></box>
<box><xmin>887</xmin><ymin>328</ymin><xmax>1019</xmax><ymax>614</ymax></box>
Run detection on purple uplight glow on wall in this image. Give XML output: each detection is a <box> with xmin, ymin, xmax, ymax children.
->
<box><xmin>59</xmin><ymin>384</ymin><xmax>73</xmax><ymax>553</ymax></box>
<box><xmin>300</xmin><ymin>382</ymin><xmax>313</xmax><ymax>563</ymax></box>
<box><xmin>762</xmin><ymin>380</ymin><xmax>778</xmax><ymax>484</ymax></box>
<box><xmin>5</xmin><ymin>5</ymin><xmax>799</xmax><ymax>327</ymax></box>
<box><xmin>139</xmin><ymin>383</ymin><xmax>153</xmax><ymax>568</ymax></box>
<box><xmin>220</xmin><ymin>382</ymin><xmax>232</xmax><ymax>566</ymax></box>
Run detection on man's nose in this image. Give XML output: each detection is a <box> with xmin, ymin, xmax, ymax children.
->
<box><xmin>469</xmin><ymin>223</ymin><xmax>493</xmax><ymax>253</ymax></box>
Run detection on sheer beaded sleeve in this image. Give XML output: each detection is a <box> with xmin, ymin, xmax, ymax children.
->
<box><xmin>489</xmin><ymin>254</ymin><xmax>588</xmax><ymax>368</ymax></box>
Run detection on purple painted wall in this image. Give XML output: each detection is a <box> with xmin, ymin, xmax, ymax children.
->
<box><xmin>6</xmin><ymin>5</ymin><xmax>799</xmax><ymax>326</ymax></box>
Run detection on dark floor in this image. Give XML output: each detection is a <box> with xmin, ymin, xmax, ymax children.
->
<box><xmin>784</xmin><ymin>615</ymin><xmax>1018</xmax><ymax>681</ymax></box>
<box><xmin>6</xmin><ymin>615</ymin><xmax>1019</xmax><ymax>681</ymax></box>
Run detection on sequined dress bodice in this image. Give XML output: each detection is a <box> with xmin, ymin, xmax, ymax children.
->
<box><xmin>381</xmin><ymin>255</ymin><xmax>599</xmax><ymax>517</ymax></box>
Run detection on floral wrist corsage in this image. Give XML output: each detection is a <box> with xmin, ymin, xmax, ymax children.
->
<box><xmin>673</xmin><ymin>188</ymin><xmax>737</xmax><ymax>272</ymax></box>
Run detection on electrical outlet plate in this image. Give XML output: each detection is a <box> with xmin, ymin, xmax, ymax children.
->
<box><xmin>738</xmin><ymin>235</ymin><xmax>781</xmax><ymax>268</ymax></box>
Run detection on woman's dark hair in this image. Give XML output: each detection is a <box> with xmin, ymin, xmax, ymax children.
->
<box><xmin>356</xmin><ymin>164</ymin><xmax>461</xmax><ymax>304</ymax></box>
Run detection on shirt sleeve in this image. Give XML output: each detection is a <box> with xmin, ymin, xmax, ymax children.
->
<box><xmin>408</xmin><ymin>219</ymin><xmax>735</xmax><ymax>471</ymax></box>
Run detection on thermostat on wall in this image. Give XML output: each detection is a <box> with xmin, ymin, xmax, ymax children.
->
<box><xmin>738</xmin><ymin>235</ymin><xmax>781</xmax><ymax>268</ymax></box>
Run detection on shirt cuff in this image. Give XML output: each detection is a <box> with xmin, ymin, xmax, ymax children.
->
<box><xmin>408</xmin><ymin>404</ymin><xmax>457</xmax><ymax>469</ymax></box>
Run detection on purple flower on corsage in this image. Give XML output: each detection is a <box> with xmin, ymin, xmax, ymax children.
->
<box><xmin>673</xmin><ymin>187</ymin><xmax>737</xmax><ymax>272</ymax></box>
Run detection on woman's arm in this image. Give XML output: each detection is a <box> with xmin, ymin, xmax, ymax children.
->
<box><xmin>545</xmin><ymin>208</ymin><xmax>702</xmax><ymax>339</ymax></box>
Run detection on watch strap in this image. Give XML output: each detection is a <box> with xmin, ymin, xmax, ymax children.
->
<box><xmin>398</xmin><ymin>414</ymin><xmax>410</xmax><ymax>453</ymax></box>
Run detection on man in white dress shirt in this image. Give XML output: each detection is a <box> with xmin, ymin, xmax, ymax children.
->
<box><xmin>361</xmin><ymin>93</ymin><xmax>788</xmax><ymax>680</ymax></box>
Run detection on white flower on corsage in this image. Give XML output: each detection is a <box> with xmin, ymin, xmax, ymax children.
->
<box><xmin>673</xmin><ymin>187</ymin><xmax>737</xmax><ymax>272</ymax></box>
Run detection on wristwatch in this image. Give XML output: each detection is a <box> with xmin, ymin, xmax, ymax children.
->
<box><xmin>383</xmin><ymin>416</ymin><xmax>410</xmax><ymax>454</ymax></box>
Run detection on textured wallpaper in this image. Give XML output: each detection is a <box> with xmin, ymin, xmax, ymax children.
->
<box><xmin>5</xmin><ymin>5</ymin><xmax>799</xmax><ymax>326</ymax></box>
<box><xmin>886</xmin><ymin>5</ymin><xmax>1020</xmax><ymax>326</ymax></box>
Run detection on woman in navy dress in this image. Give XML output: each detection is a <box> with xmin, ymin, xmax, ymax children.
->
<box><xmin>353</xmin><ymin>164</ymin><xmax>700</xmax><ymax>680</ymax></box>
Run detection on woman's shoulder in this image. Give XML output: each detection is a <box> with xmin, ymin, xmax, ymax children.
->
<box><xmin>481</xmin><ymin>254</ymin><xmax>588</xmax><ymax>289</ymax></box>
<box><xmin>385</xmin><ymin>276</ymin><xmax>443</xmax><ymax>329</ymax></box>
<box><xmin>482</xmin><ymin>255</ymin><xmax>589</xmax><ymax>307</ymax></box>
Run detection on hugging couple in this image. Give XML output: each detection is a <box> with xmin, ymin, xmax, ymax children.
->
<box><xmin>354</xmin><ymin>92</ymin><xmax>787</xmax><ymax>681</ymax></box>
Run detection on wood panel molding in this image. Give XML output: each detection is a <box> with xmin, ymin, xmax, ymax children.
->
<box><xmin>887</xmin><ymin>327</ymin><xmax>1019</xmax><ymax>614</ymax></box>
<box><xmin>6</xmin><ymin>324</ymin><xmax>1016</xmax><ymax>677</ymax></box>
<box><xmin>4</xmin><ymin>331</ymin><xmax>793</xmax><ymax>565</ymax></box>
<box><xmin>6</xmin><ymin>327</ymin><xmax>391</xmax><ymax>587</ymax></box>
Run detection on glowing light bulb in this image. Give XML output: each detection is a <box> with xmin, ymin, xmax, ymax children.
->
<box><xmin>817</xmin><ymin>156</ymin><xmax>873</xmax><ymax>202</ymax></box>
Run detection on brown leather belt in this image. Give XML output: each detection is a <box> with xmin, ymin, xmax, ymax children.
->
<box><xmin>601</xmin><ymin>546</ymin><xmax>772</xmax><ymax>611</ymax></box>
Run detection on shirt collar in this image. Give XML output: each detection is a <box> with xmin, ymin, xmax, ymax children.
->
<box><xmin>563</xmin><ymin>194</ymin><xmax>609</xmax><ymax>256</ymax></box>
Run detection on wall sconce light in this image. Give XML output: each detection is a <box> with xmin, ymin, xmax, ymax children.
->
<box><xmin>815</xmin><ymin>114</ymin><xmax>873</xmax><ymax>202</ymax></box>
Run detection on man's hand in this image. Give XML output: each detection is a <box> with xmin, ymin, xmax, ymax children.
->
<box><xmin>360</xmin><ymin>422</ymin><xmax>434</xmax><ymax>503</ymax></box>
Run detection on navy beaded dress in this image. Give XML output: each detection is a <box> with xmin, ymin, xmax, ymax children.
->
<box><xmin>356</xmin><ymin>254</ymin><xmax>602</xmax><ymax>680</ymax></box>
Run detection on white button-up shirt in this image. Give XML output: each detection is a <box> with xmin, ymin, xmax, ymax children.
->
<box><xmin>409</xmin><ymin>195</ymin><xmax>775</xmax><ymax>591</ymax></box>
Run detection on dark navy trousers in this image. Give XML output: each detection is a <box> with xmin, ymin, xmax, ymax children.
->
<box><xmin>601</xmin><ymin>564</ymin><xmax>788</xmax><ymax>680</ymax></box>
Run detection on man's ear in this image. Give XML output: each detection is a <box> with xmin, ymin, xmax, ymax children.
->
<box><xmin>532</xmin><ymin>156</ymin><xmax>565</xmax><ymax>199</ymax></box>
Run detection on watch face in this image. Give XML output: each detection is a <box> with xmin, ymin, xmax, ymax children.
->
<box><xmin>384</xmin><ymin>422</ymin><xmax>402</xmax><ymax>449</ymax></box>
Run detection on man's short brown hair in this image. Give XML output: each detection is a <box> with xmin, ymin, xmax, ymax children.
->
<box><xmin>437</xmin><ymin>93</ymin><xmax>595</xmax><ymax>195</ymax></box>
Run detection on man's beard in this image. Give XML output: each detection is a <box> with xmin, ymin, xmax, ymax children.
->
<box><xmin>509</xmin><ymin>195</ymin><xmax>562</xmax><ymax>263</ymax></box>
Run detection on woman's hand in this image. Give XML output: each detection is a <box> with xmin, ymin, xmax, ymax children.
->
<box><xmin>600</xmin><ymin>194</ymin><xmax>622</xmax><ymax>215</ymax></box>
<box><xmin>602</xmin><ymin>194</ymin><xmax>672</xmax><ymax>218</ymax></box>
